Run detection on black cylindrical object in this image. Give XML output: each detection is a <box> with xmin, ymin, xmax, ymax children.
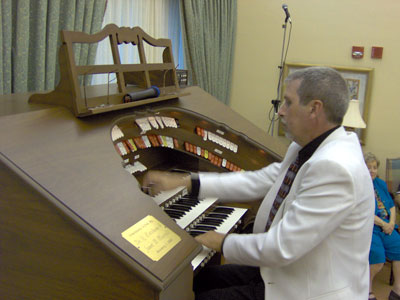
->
<box><xmin>123</xmin><ymin>86</ymin><xmax>160</xmax><ymax>103</ymax></box>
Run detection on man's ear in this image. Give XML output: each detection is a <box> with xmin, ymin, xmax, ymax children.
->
<box><xmin>309</xmin><ymin>100</ymin><xmax>323</xmax><ymax>116</ymax></box>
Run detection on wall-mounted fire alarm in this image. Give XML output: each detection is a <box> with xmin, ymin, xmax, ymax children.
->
<box><xmin>352</xmin><ymin>46</ymin><xmax>364</xmax><ymax>59</ymax></box>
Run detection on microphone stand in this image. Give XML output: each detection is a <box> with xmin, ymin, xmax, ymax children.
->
<box><xmin>269</xmin><ymin>17</ymin><xmax>292</xmax><ymax>136</ymax></box>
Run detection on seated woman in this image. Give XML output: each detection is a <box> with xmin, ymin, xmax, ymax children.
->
<box><xmin>365</xmin><ymin>152</ymin><xmax>400</xmax><ymax>300</ymax></box>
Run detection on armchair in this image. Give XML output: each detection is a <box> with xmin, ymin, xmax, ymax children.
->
<box><xmin>386</xmin><ymin>157</ymin><xmax>400</xmax><ymax>200</ymax></box>
<box><xmin>386</xmin><ymin>157</ymin><xmax>400</xmax><ymax>285</ymax></box>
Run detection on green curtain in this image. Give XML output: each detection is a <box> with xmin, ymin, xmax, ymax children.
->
<box><xmin>179</xmin><ymin>0</ymin><xmax>237</xmax><ymax>104</ymax></box>
<box><xmin>0</xmin><ymin>0</ymin><xmax>106</xmax><ymax>95</ymax></box>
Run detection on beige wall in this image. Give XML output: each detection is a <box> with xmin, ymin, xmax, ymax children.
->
<box><xmin>230</xmin><ymin>0</ymin><xmax>400</xmax><ymax>179</ymax></box>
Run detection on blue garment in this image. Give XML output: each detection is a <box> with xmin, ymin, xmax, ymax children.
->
<box><xmin>369</xmin><ymin>177</ymin><xmax>400</xmax><ymax>264</ymax></box>
<box><xmin>373</xmin><ymin>177</ymin><xmax>395</xmax><ymax>232</ymax></box>
<box><xmin>370</xmin><ymin>230</ymin><xmax>400</xmax><ymax>263</ymax></box>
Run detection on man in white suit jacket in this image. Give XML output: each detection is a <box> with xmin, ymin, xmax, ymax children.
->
<box><xmin>142</xmin><ymin>67</ymin><xmax>374</xmax><ymax>300</ymax></box>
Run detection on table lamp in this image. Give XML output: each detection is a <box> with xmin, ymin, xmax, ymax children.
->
<box><xmin>342</xmin><ymin>99</ymin><xmax>366</xmax><ymax>129</ymax></box>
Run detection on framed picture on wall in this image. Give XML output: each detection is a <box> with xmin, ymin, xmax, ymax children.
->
<box><xmin>278</xmin><ymin>63</ymin><xmax>373</xmax><ymax>143</ymax></box>
<box><xmin>346</xmin><ymin>78</ymin><xmax>360</xmax><ymax>100</ymax></box>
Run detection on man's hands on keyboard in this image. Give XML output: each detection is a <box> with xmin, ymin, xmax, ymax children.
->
<box><xmin>141</xmin><ymin>170</ymin><xmax>191</xmax><ymax>196</ymax></box>
<box><xmin>195</xmin><ymin>231</ymin><xmax>225</xmax><ymax>252</ymax></box>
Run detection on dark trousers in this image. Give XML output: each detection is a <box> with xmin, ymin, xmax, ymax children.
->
<box><xmin>193</xmin><ymin>264</ymin><xmax>265</xmax><ymax>300</ymax></box>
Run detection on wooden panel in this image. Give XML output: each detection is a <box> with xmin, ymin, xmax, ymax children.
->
<box><xmin>0</xmin><ymin>107</ymin><xmax>200</xmax><ymax>283</ymax></box>
<box><xmin>0</xmin><ymin>161</ymin><xmax>156</xmax><ymax>300</ymax></box>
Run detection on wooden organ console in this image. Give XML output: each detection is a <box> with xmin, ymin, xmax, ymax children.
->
<box><xmin>0</xmin><ymin>86</ymin><xmax>287</xmax><ymax>299</ymax></box>
<box><xmin>110</xmin><ymin>106</ymin><xmax>279</xmax><ymax>272</ymax></box>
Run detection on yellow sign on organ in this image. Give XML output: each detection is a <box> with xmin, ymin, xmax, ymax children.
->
<box><xmin>122</xmin><ymin>215</ymin><xmax>181</xmax><ymax>261</ymax></box>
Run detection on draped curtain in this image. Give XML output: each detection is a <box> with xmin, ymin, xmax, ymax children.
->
<box><xmin>0</xmin><ymin>0</ymin><xmax>106</xmax><ymax>95</ymax></box>
<box><xmin>92</xmin><ymin>0</ymin><xmax>184</xmax><ymax>85</ymax></box>
<box><xmin>180</xmin><ymin>0</ymin><xmax>237</xmax><ymax>104</ymax></box>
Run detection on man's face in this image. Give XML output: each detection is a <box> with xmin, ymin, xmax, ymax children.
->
<box><xmin>278</xmin><ymin>79</ymin><xmax>310</xmax><ymax>146</ymax></box>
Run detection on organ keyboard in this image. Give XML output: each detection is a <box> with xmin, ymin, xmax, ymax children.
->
<box><xmin>159</xmin><ymin>192</ymin><xmax>218</xmax><ymax>230</ymax></box>
<box><xmin>153</xmin><ymin>187</ymin><xmax>247</xmax><ymax>272</ymax></box>
<box><xmin>190</xmin><ymin>206</ymin><xmax>247</xmax><ymax>270</ymax></box>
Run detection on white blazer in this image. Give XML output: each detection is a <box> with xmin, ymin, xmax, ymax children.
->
<box><xmin>199</xmin><ymin>127</ymin><xmax>374</xmax><ymax>300</ymax></box>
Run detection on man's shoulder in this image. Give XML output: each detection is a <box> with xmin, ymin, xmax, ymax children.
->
<box><xmin>316</xmin><ymin>128</ymin><xmax>362</xmax><ymax>158</ymax></box>
<box><xmin>305</xmin><ymin>135</ymin><xmax>367</xmax><ymax>178</ymax></box>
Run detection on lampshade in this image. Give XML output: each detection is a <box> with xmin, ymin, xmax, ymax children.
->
<box><xmin>342</xmin><ymin>99</ymin><xmax>366</xmax><ymax>129</ymax></box>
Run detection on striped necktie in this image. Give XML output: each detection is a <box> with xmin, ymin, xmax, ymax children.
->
<box><xmin>265</xmin><ymin>156</ymin><xmax>300</xmax><ymax>232</ymax></box>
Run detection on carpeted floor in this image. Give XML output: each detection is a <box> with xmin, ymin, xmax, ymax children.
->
<box><xmin>372</xmin><ymin>262</ymin><xmax>394</xmax><ymax>300</ymax></box>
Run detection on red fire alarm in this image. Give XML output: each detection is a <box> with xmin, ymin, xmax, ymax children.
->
<box><xmin>371</xmin><ymin>46</ymin><xmax>383</xmax><ymax>59</ymax></box>
<box><xmin>352</xmin><ymin>46</ymin><xmax>364</xmax><ymax>59</ymax></box>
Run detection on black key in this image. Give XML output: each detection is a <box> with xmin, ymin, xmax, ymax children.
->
<box><xmin>193</xmin><ymin>225</ymin><xmax>217</xmax><ymax>231</ymax></box>
<box><xmin>164</xmin><ymin>209</ymin><xmax>185</xmax><ymax>218</ymax></box>
<box><xmin>176</xmin><ymin>199</ymin><xmax>199</xmax><ymax>205</ymax></box>
<box><xmin>212</xmin><ymin>207</ymin><xmax>234</xmax><ymax>214</ymax></box>
<box><xmin>164</xmin><ymin>208</ymin><xmax>186</xmax><ymax>215</ymax></box>
<box><xmin>201</xmin><ymin>218</ymin><xmax>223</xmax><ymax>226</ymax></box>
<box><xmin>164</xmin><ymin>212</ymin><xmax>182</xmax><ymax>219</ymax></box>
<box><xmin>189</xmin><ymin>230</ymin><xmax>205</xmax><ymax>237</ymax></box>
<box><xmin>207</xmin><ymin>213</ymin><xmax>228</xmax><ymax>219</ymax></box>
<box><xmin>164</xmin><ymin>211</ymin><xmax>180</xmax><ymax>219</ymax></box>
<box><xmin>169</xmin><ymin>204</ymin><xmax>191</xmax><ymax>212</ymax></box>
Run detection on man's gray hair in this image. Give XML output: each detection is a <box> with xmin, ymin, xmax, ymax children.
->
<box><xmin>285</xmin><ymin>67</ymin><xmax>349</xmax><ymax>124</ymax></box>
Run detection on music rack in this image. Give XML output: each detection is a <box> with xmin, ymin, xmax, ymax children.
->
<box><xmin>29</xmin><ymin>24</ymin><xmax>188</xmax><ymax>117</ymax></box>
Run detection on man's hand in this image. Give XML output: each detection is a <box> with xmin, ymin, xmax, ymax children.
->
<box><xmin>195</xmin><ymin>231</ymin><xmax>226</xmax><ymax>252</ymax></box>
<box><xmin>141</xmin><ymin>170</ymin><xmax>191</xmax><ymax>196</ymax></box>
